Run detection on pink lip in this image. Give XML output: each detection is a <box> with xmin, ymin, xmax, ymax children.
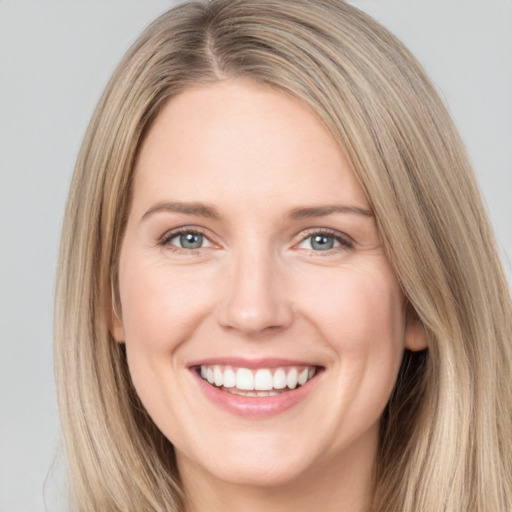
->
<box><xmin>189</xmin><ymin>360</ymin><xmax>323</xmax><ymax>419</ymax></box>
<box><xmin>188</xmin><ymin>356</ymin><xmax>319</xmax><ymax>369</ymax></box>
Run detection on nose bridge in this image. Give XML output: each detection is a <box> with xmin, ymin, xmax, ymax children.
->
<box><xmin>217</xmin><ymin>241</ymin><xmax>293</xmax><ymax>335</ymax></box>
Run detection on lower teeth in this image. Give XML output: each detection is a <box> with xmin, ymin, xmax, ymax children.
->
<box><xmin>217</xmin><ymin>385</ymin><xmax>297</xmax><ymax>397</ymax></box>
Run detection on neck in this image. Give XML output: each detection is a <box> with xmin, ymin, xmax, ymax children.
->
<box><xmin>178</xmin><ymin>427</ymin><xmax>377</xmax><ymax>512</ymax></box>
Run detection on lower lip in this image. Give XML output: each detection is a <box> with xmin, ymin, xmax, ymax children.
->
<box><xmin>191</xmin><ymin>369</ymin><xmax>321</xmax><ymax>418</ymax></box>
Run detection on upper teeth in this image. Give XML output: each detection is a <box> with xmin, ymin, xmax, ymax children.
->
<box><xmin>200</xmin><ymin>365</ymin><xmax>316</xmax><ymax>391</ymax></box>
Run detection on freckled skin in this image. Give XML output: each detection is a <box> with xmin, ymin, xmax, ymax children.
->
<box><xmin>113</xmin><ymin>79</ymin><xmax>426</xmax><ymax>511</ymax></box>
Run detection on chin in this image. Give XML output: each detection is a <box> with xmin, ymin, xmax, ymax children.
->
<box><xmin>206</xmin><ymin>458</ymin><xmax>311</xmax><ymax>488</ymax></box>
<box><xmin>177</xmin><ymin>434</ymin><xmax>318</xmax><ymax>489</ymax></box>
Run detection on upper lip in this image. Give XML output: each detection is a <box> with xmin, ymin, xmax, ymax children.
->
<box><xmin>188</xmin><ymin>357</ymin><xmax>323</xmax><ymax>369</ymax></box>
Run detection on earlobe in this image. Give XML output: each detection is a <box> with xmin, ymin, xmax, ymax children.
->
<box><xmin>110</xmin><ymin>296</ymin><xmax>125</xmax><ymax>343</ymax></box>
<box><xmin>404</xmin><ymin>309</ymin><xmax>428</xmax><ymax>352</ymax></box>
<box><xmin>111</xmin><ymin>311</ymin><xmax>125</xmax><ymax>343</ymax></box>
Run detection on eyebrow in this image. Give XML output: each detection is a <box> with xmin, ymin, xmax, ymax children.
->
<box><xmin>141</xmin><ymin>201</ymin><xmax>221</xmax><ymax>221</ymax></box>
<box><xmin>141</xmin><ymin>201</ymin><xmax>373</xmax><ymax>223</ymax></box>
<box><xmin>288</xmin><ymin>204</ymin><xmax>373</xmax><ymax>220</ymax></box>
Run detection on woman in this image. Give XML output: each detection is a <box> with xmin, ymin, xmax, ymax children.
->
<box><xmin>54</xmin><ymin>0</ymin><xmax>512</xmax><ymax>510</ymax></box>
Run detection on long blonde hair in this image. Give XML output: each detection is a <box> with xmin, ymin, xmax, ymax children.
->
<box><xmin>55</xmin><ymin>1</ymin><xmax>512</xmax><ymax>510</ymax></box>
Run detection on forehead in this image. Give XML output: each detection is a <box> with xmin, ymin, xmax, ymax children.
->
<box><xmin>132</xmin><ymin>79</ymin><xmax>370</xmax><ymax>215</ymax></box>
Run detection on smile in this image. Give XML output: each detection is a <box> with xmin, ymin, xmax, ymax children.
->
<box><xmin>198</xmin><ymin>365</ymin><xmax>317</xmax><ymax>396</ymax></box>
<box><xmin>190</xmin><ymin>359</ymin><xmax>324</xmax><ymax>417</ymax></box>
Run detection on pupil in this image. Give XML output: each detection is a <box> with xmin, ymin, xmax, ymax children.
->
<box><xmin>180</xmin><ymin>233</ymin><xmax>202</xmax><ymax>249</ymax></box>
<box><xmin>312</xmin><ymin>235</ymin><xmax>333</xmax><ymax>250</ymax></box>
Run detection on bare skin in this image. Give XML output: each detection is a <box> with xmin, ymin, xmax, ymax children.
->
<box><xmin>113</xmin><ymin>79</ymin><xmax>427</xmax><ymax>511</ymax></box>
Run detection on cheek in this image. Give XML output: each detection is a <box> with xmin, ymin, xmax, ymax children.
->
<box><xmin>298</xmin><ymin>264</ymin><xmax>406</xmax><ymax>390</ymax></box>
<box><xmin>119</xmin><ymin>259</ymin><xmax>214</xmax><ymax>353</ymax></box>
<box><xmin>301</xmin><ymin>267</ymin><xmax>406</xmax><ymax>440</ymax></box>
<box><xmin>117</xmin><ymin>259</ymin><xmax>213</xmax><ymax>409</ymax></box>
<box><xmin>117</xmin><ymin>259</ymin><xmax>208</xmax><ymax>437</ymax></box>
<box><xmin>309</xmin><ymin>266</ymin><xmax>404</xmax><ymax>347</ymax></box>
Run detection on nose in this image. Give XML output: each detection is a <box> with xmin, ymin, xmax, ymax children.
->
<box><xmin>216</xmin><ymin>247</ymin><xmax>294</xmax><ymax>336</ymax></box>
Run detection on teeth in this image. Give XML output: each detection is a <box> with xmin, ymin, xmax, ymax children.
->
<box><xmin>254</xmin><ymin>369</ymin><xmax>273</xmax><ymax>390</ymax></box>
<box><xmin>298</xmin><ymin>368</ymin><xmax>309</xmax><ymax>386</ymax></box>
<box><xmin>214</xmin><ymin>366</ymin><xmax>223</xmax><ymax>387</ymax></box>
<box><xmin>236</xmin><ymin>368</ymin><xmax>254</xmax><ymax>390</ymax></box>
<box><xmin>273</xmin><ymin>368</ymin><xmax>287</xmax><ymax>389</ymax></box>
<box><xmin>199</xmin><ymin>364</ymin><xmax>318</xmax><ymax>393</ymax></box>
<box><xmin>257</xmin><ymin>390</ymin><xmax>279</xmax><ymax>397</ymax></box>
<box><xmin>286</xmin><ymin>368</ymin><xmax>298</xmax><ymax>389</ymax></box>
<box><xmin>224</xmin><ymin>388</ymin><xmax>280</xmax><ymax>397</ymax></box>
<box><xmin>223</xmin><ymin>368</ymin><xmax>236</xmax><ymax>388</ymax></box>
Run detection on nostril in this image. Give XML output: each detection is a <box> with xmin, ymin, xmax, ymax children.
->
<box><xmin>217</xmin><ymin>301</ymin><xmax>295</xmax><ymax>335</ymax></box>
<box><xmin>215</xmin><ymin>261</ymin><xmax>294</xmax><ymax>334</ymax></box>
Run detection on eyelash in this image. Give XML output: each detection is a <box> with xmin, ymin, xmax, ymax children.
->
<box><xmin>159</xmin><ymin>227</ymin><xmax>354</xmax><ymax>254</ymax></box>
<box><xmin>159</xmin><ymin>228</ymin><xmax>212</xmax><ymax>254</ymax></box>
<box><xmin>297</xmin><ymin>228</ymin><xmax>354</xmax><ymax>254</ymax></box>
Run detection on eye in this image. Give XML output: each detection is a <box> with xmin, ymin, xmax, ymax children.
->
<box><xmin>300</xmin><ymin>234</ymin><xmax>339</xmax><ymax>251</ymax></box>
<box><xmin>165</xmin><ymin>230</ymin><xmax>212</xmax><ymax>250</ymax></box>
<box><xmin>297</xmin><ymin>231</ymin><xmax>353</xmax><ymax>252</ymax></box>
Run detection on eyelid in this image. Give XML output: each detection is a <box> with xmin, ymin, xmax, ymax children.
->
<box><xmin>159</xmin><ymin>226</ymin><xmax>218</xmax><ymax>251</ymax></box>
<box><xmin>294</xmin><ymin>228</ymin><xmax>354</xmax><ymax>252</ymax></box>
<box><xmin>157</xmin><ymin>225</ymin><xmax>354</xmax><ymax>254</ymax></box>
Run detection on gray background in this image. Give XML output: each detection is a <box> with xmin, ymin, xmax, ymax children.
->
<box><xmin>1</xmin><ymin>1</ymin><xmax>510</xmax><ymax>511</ymax></box>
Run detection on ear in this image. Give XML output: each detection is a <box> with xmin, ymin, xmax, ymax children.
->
<box><xmin>109</xmin><ymin>293</ymin><xmax>126</xmax><ymax>343</ymax></box>
<box><xmin>111</xmin><ymin>311</ymin><xmax>125</xmax><ymax>343</ymax></box>
<box><xmin>404</xmin><ymin>307</ymin><xmax>428</xmax><ymax>352</ymax></box>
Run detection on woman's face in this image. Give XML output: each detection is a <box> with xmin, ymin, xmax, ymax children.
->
<box><xmin>113</xmin><ymin>79</ymin><xmax>425</xmax><ymax>489</ymax></box>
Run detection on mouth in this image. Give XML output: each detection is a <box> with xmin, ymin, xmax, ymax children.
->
<box><xmin>194</xmin><ymin>364</ymin><xmax>321</xmax><ymax>397</ymax></box>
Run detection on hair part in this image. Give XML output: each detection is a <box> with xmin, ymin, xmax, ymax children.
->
<box><xmin>55</xmin><ymin>1</ymin><xmax>512</xmax><ymax>510</ymax></box>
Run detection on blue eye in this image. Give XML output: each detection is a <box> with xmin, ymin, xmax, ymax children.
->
<box><xmin>314</xmin><ymin>234</ymin><xmax>334</xmax><ymax>250</ymax></box>
<box><xmin>298</xmin><ymin>231</ymin><xmax>351</xmax><ymax>252</ymax></box>
<box><xmin>309</xmin><ymin>234</ymin><xmax>339</xmax><ymax>251</ymax></box>
<box><xmin>167</xmin><ymin>231</ymin><xmax>211</xmax><ymax>250</ymax></box>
